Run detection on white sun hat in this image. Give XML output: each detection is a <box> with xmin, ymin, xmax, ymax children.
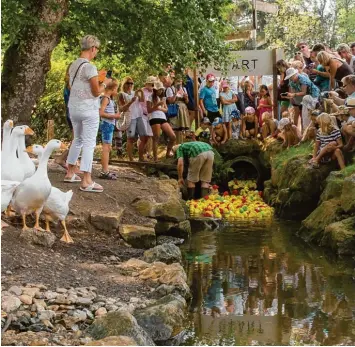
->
<box><xmin>284</xmin><ymin>68</ymin><xmax>298</xmax><ymax>80</ymax></box>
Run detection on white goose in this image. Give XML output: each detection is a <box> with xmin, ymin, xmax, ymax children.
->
<box><xmin>11</xmin><ymin>139</ymin><xmax>66</xmax><ymax>231</ymax></box>
<box><xmin>29</xmin><ymin>145</ymin><xmax>74</xmax><ymax>243</ymax></box>
<box><xmin>17</xmin><ymin>126</ymin><xmax>36</xmax><ymax>179</ymax></box>
<box><xmin>1</xmin><ymin>180</ymin><xmax>20</xmax><ymax>212</ymax></box>
<box><xmin>1</xmin><ymin>119</ymin><xmax>14</xmax><ymax>156</ymax></box>
<box><xmin>2</xmin><ymin>126</ymin><xmax>34</xmax><ymax>182</ymax></box>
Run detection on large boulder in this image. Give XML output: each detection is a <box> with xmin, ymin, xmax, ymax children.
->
<box><xmin>119</xmin><ymin>225</ymin><xmax>156</xmax><ymax>249</ymax></box>
<box><xmin>139</xmin><ymin>262</ymin><xmax>190</xmax><ymax>298</ymax></box>
<box><xmin>267</xmin><ymin>155</ymin><xmax>334</xmax><ymax>219</ymax></box>
<box><xmin>320</xmin><ymin>171</ymin><xmax>345</xmax><ymax>202</ymax></box>
<box><xmin>143</xmin><ymin>244</ymin><xmax>182</xmax><ymax>264</ymax></box>
<box><xmin>155</xmin><ymin>220</ymin><xmax>191</xmax><ymax>239</ymax></box>
<box><xmin>154</xmin><ymin>198</ymin><xmax>186</xmax><ymax>222</ymax></box>
<box><xmin>90</xmin><ymin>209</ymin><xmax>125</xmax><ymax>234</ymax></box>
<box><xmin>299</xmin><ymin>199</ymin><xmax>343</xmax><ymax>242</ymax></box>
<box><xmin>134</xmin><ymin>294</ymin><xmax>186</xmax><ymax>342</ymax></box>
<box><xmin>321</xmin><ymin>217</ymin><xmax>355</xmax><ymax>255</ymax></box>
<box><xmin>87</xmin><ymin>309</ymin><xmax>155</xmax><ymax>346</ymax></box>
<box><xmin>340</xmin><ymin>174</ymin><xmax>355</xmax><ymax>213</ymax></box>
<box><xmin>116</xmin><ymin>258</ymin><xmax>150</xmax><ymax>275</ymax></box>
<box><xmin>218</xmin><ymin>139</ymin><xmax>261</xmax><ymax>158</ymax></box>
<box><xmin>85</xmin><ymin>336</ymin><xmax>137</xmax><ymax>346</ymax></box>
<box><xmin>132</xmin><ymin>197</ymin><xmax>186</xmax><ymax>223</ymax></box>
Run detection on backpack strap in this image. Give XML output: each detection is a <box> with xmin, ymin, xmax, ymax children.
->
<box><xmin>70</xmin><ymin>61</ymin><xmax>89</xmax><ymax>88</ymax></box>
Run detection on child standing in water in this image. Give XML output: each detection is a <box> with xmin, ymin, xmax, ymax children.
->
<box><xmin>99</xmin><ymin>79</ymin><xmax>121</xmax><ymax>179</ymax></box>
<box><xmin>257</xmin><ymin>85</ymin><xmax>273</xmax><ymax>127</ymax></box>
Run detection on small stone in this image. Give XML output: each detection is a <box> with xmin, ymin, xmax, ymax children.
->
<box><xmin>5</xmin><ymin>270</ymin><xmax>12</xmax><ymax>275</ymax></box>
<box><xmin>109</xmin><ymin>255</ymin><xmax>117</xmax><ymax>261</ymax></box>
<box><xmin>19</xmin><ymin>294</ymin><xmax>33</xmax><ymax>305</ymax></box>
<box><xmin>67</xmin><ymin>295</ymin><xmax>78</xmax><ymax>304</ymax></box>
<box><xmin>76</xmin><ymin>297</ymin><xmax>92</xmax><ymax>305</ymax></box>
<box><xmin>95</xmin><ymin>307</ymin><xmax>107</xmax><ymax>317</ymax></box>
<box><xmin>56</xmin><ymin>288</ymin><xmax>67</xmax><ymax>294</ymax></box>
<box><xmin>130</xmin><ymin>297</ymin><xmax>139</xmax><ymax>304</ymax></box>
<box><xmin>105</xmin><ymin>298</ymin><xmax>116</xmax><ymax>305</ymax></box>
<box><xmin>22</xmin><ymin>287</ymin><xmax>40</xmax><ymax>298</ymax></box>
<box><xmin>105</xmin><ymin>304</ymin><xmax>119</xmax><ymax>312</ymax></box>
<box><xmin>127</xmin><ymin>303</ymin><xmax>135</xmax><ymax>313</ymax></box>
<box><xmin>72</xmin><ymin>309</ymin><xmax>87</xmax><ymax>321</ymax></box>
<box><xmin>89</xmin><ymin>302</ymin><xmax>105</xmax><ymax>312</ymax></box>
<box><xmin>8</xmin><ymin>286</ymin><xmax>22</xmax><ymax>296</ymax></box>
<box><xmin>54</xmin><ymin>294</ymin><xmax>71</xmax><ymax>305</ymax></box>
<box><xmin>44</xmin><ymin>291</ymin><xmax>58</xmax><ymax>300</ymax></box>
<box><xmin>1</xmin><ymin>295</ymin><xmax>21</xmax><ymax>312</ymax></box>
<box><xmin>83</xmin><ymin>308</ymin><xmax>94</xmax><ymax>320</ymax></box>
<box><xmin>38</xmin><ymin>310</ymin><xmax>56</xmax><ymax>321</ymax></box>
<box><xmin>41</xmin><ymin>319</ymin><xmax>54</xmax><ymax>328</ymax></box>
<box><xmin>47</xmin><ymin>305</ymin><xmax>59</xmax><ymax>311</ymax></box>
<box><xmin>88</xmin><ymin>286</ymin><xmax>97</xmax><ymax>292</ymax></box>
<box><xmin>59</xmin><ymin>305</ymin><xmax>76</xmax><ymax>310</ymax></box>
<box><xmin>80</xmin><ymin>337</ymin><xmax>93</xmax><ymax>345</ymax></box>
<box><xmin>16</xmin><ymin>310</ymin><xmax>31</xmax><ymax>319</ymax></box>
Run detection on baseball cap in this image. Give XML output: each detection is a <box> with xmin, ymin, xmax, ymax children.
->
<box><xmin>231</xmin><ymin>109</ymin><xmax>241</xmax><ymax>119</ymax></box>
<box><xmin>206</xmin><ymin>73</ymin><xmax>215</xmax><ymax>82</ymax></box>
<box><xmin>212</xmin><ymin>117</ymin><xmax>223</xmax><ymax>126</ymax></box>
<box><xmin>202</xmin><ymin>117</ymin><xmax>211</xmax><ymax>124</ymax></box>
<box><xmin>221</xmin><ymin>81</ymin><xmax>229</xmax><ymax>88</ymax></box>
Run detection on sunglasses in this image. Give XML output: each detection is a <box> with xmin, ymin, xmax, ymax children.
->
<box><xmin>295</xmin><ymin>52</ymin><xmax>302</xmax><ymax>55</ymax></box>
<box><xmin>125</xmin><ymin>82</ymin><xmax>134</xmax><ymax>85</ymax></box>
<box><xmin>300</xmin><ymin>45</ymin><xmax>306</xmax><ymax>49</ymax></box>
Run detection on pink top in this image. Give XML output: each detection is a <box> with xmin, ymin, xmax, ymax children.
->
<box><xmin>140</xmin><ymin>87</ymin><xmax>152</xmax><ymax>116</ymax></box>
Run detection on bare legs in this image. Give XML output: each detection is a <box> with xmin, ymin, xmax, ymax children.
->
<box><xmin>151</xmin><ymin>123</ymin><xmax>176</xmax><ymax>161</ymax></box>
<box><xmin>101</xmin><ymin>143</ymin><xmax>111</xmax><ymax>172</ymax></box>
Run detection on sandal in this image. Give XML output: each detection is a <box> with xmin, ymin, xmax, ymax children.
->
<box><xmin>99</xmin><ymin>171</ymin><xmax>118</xmax><ymax>180</ymax></box>
<box><xmin>80</xmin><ymin>182</ymin><xmax>103</xmax><ymax>193</ymax></box>
<box><xmin>64</xmin><ymin>173</ymin><xmax>82</xmax><ymax>183</ymax></box>
<box><xmin>310</xmin><ymin>161</ymin><xmax>320</xmax><ymax>169</ymax></box>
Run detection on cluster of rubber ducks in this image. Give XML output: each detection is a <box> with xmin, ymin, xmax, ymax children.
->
<box><xmin>1</xmin><ymin>120</ymin><xmax>74</xmax><ymax>243</ymax></box>
<box><xmin>187</xmin><ymin>179</ymin><xmax>274</xmax><ymax>221</ymax></box>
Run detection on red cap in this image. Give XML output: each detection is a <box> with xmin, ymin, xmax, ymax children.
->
<box><xmin>206</xmin><ymin>73</ymin><xmax>215</xmax><ymax>82</ymax></box>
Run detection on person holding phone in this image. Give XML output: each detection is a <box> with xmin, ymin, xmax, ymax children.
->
<box><xmin>166</xmin><ymin>75</ymin><xmax>190</xmax><ymax>144</ymax></box>
<box><xmin>64</xmin><ymin>35</ymin><xmax>111</xmax><ymax>193</ymax></box>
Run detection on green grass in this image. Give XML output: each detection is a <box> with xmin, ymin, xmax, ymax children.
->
<box><xmin>272</xmin><ymin>142</ymin><xmax>313</xmax><ymax>169</ymax></box>
<box><xmin>342</xmin><ymin>163</ymin><xmax>355</xmax><ymax>177</ymax></box>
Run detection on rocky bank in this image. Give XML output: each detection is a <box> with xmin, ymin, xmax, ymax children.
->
<box><xmin>1</xmin><ymin>162</ymin><xmax>190</xmax><ymax>346</ymax></box>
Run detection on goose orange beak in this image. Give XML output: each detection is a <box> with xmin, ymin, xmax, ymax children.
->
<box><xmin>24</xmin><ymin>127</ymin><xmax>34</xmax><ymax>136</ymax></box>
<box><xmin>25</xmin><ymin>146</ymin><xmax>33</xmax><ymax>154</ymax></box>
<box><xmin>60</xmin><ymin>143</ymin><xmax>67</xmax><ymax>150</ymax></box>
<box><xmin>9</xmin><ymin>120</ymin><xmax>14</xmax><ymax>127</ymax></box>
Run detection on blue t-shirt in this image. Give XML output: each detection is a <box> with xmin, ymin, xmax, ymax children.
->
<box><xmin>199</xmin><ymin>86</ymin><xmax>219</xmax><ymax>112</ymax></box>
<box><xmin>290</xmin><ymin>73</ymin><xmax>320</xmax><ymax>99</ymax></box>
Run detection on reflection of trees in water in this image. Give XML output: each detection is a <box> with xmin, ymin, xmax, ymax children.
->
<box><xmin>184</xmin><ymin>241</ymin><xmax>355</xmax><ymax>345</ymax></box>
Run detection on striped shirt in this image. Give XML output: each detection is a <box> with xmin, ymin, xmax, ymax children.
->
<box><xmin>100</xmin><ymin>96</ymin><xmax>116</xmax><ymax>125</ymax></box>
<box><xmin>316</xmin><ymin>128</ymin><xmax>341</xmax><ymax>150</ymax></box>
<box><xmin>176</xmin><ymin>141</ymin><xmax>212</xmax><ymax>159</ymax></box>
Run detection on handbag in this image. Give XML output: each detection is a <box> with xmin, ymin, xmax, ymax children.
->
<box><xmin>166</xmin><ymin>103</ymin><xmax>179</xmax><ymax>118</ymax></box>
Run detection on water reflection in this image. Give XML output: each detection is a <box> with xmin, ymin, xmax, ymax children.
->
<box><xmin>181</xmin><ymin>221</ymin><xmax>355</xmax><ymax>346</ymax></box>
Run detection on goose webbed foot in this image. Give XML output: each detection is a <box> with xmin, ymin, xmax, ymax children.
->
<box><xmin>60</xmin><ymin>220</ymin><xmax>74</xmax><ymax>243</ymax></box>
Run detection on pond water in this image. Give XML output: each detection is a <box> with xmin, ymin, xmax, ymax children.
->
<box><xmin>180</xmin><ymin>220</ymin><xmax>355</xmax><ymax>346</ymax></box>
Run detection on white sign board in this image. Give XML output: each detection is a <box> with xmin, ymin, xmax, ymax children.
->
<box><xmin>255</xmin><ymin>0</ymin><xmax>279</xmax><ymax>14</ymax></box>
<box><xmin>204</xmin><ymin>50</ymin><xmax>278</xmax><ymax>77</ymax></box>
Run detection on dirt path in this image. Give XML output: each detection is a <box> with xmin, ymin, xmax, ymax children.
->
<box><xmin>1</xmin><ymin>161</ymin><xmax>176</xmax><ymax>300</ymax></box>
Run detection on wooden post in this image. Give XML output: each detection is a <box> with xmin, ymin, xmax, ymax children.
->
<box><xmin>193</xmin><ymin>68</ymin><xmax>200</xmax><ymax>129</ymax></box>
<box><xmin>272</xmin><ymin>49</ymin><xmax>278</xmax><ymax>119</ymax></box>
<box><xmin>47</xmin><ymin>119</ymin><xmax>54</xmax><ymax>141</ymax></box>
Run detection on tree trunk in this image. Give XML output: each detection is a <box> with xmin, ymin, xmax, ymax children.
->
<box><xmin>1</xmin><ymin>0</ymin><xmax>69</xmax><ymax>125</ymax></box>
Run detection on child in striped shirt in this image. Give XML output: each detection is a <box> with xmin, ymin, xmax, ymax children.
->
<box><xmin>309</xmin><ymin>113</ymin><xmax>345</xmax><ymax>169</ymax></box>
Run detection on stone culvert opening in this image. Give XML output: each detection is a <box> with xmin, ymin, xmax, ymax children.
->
<box><xmin>221</xmin><ymin>156</ymin><xmax>264</xmax><ymax>191</ymax></box>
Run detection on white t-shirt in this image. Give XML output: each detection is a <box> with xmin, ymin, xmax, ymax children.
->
<box><xmin>68</xmin><ymin>58</ymin><xmax>99</xmax><ymax>111</ymax></box>
<box><xmin>120</xmin><ymin>91</ymin><xmax>142</xmax><ymax>120</ymax></box>
<box><xmin>165</xmin><ymin>86</ymin><xmax>187</xmax><ymax>98</ymax></box>
<box><xmin>147</xmin><ymin>95</ymin><xmax>167</xmax><ymax>120</ymax></box>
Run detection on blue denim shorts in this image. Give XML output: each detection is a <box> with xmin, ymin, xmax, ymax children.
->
<box><xmin>101</xmin><ymin>121</ymin><xmax>115</xmax><ymax>144</ymax></box>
